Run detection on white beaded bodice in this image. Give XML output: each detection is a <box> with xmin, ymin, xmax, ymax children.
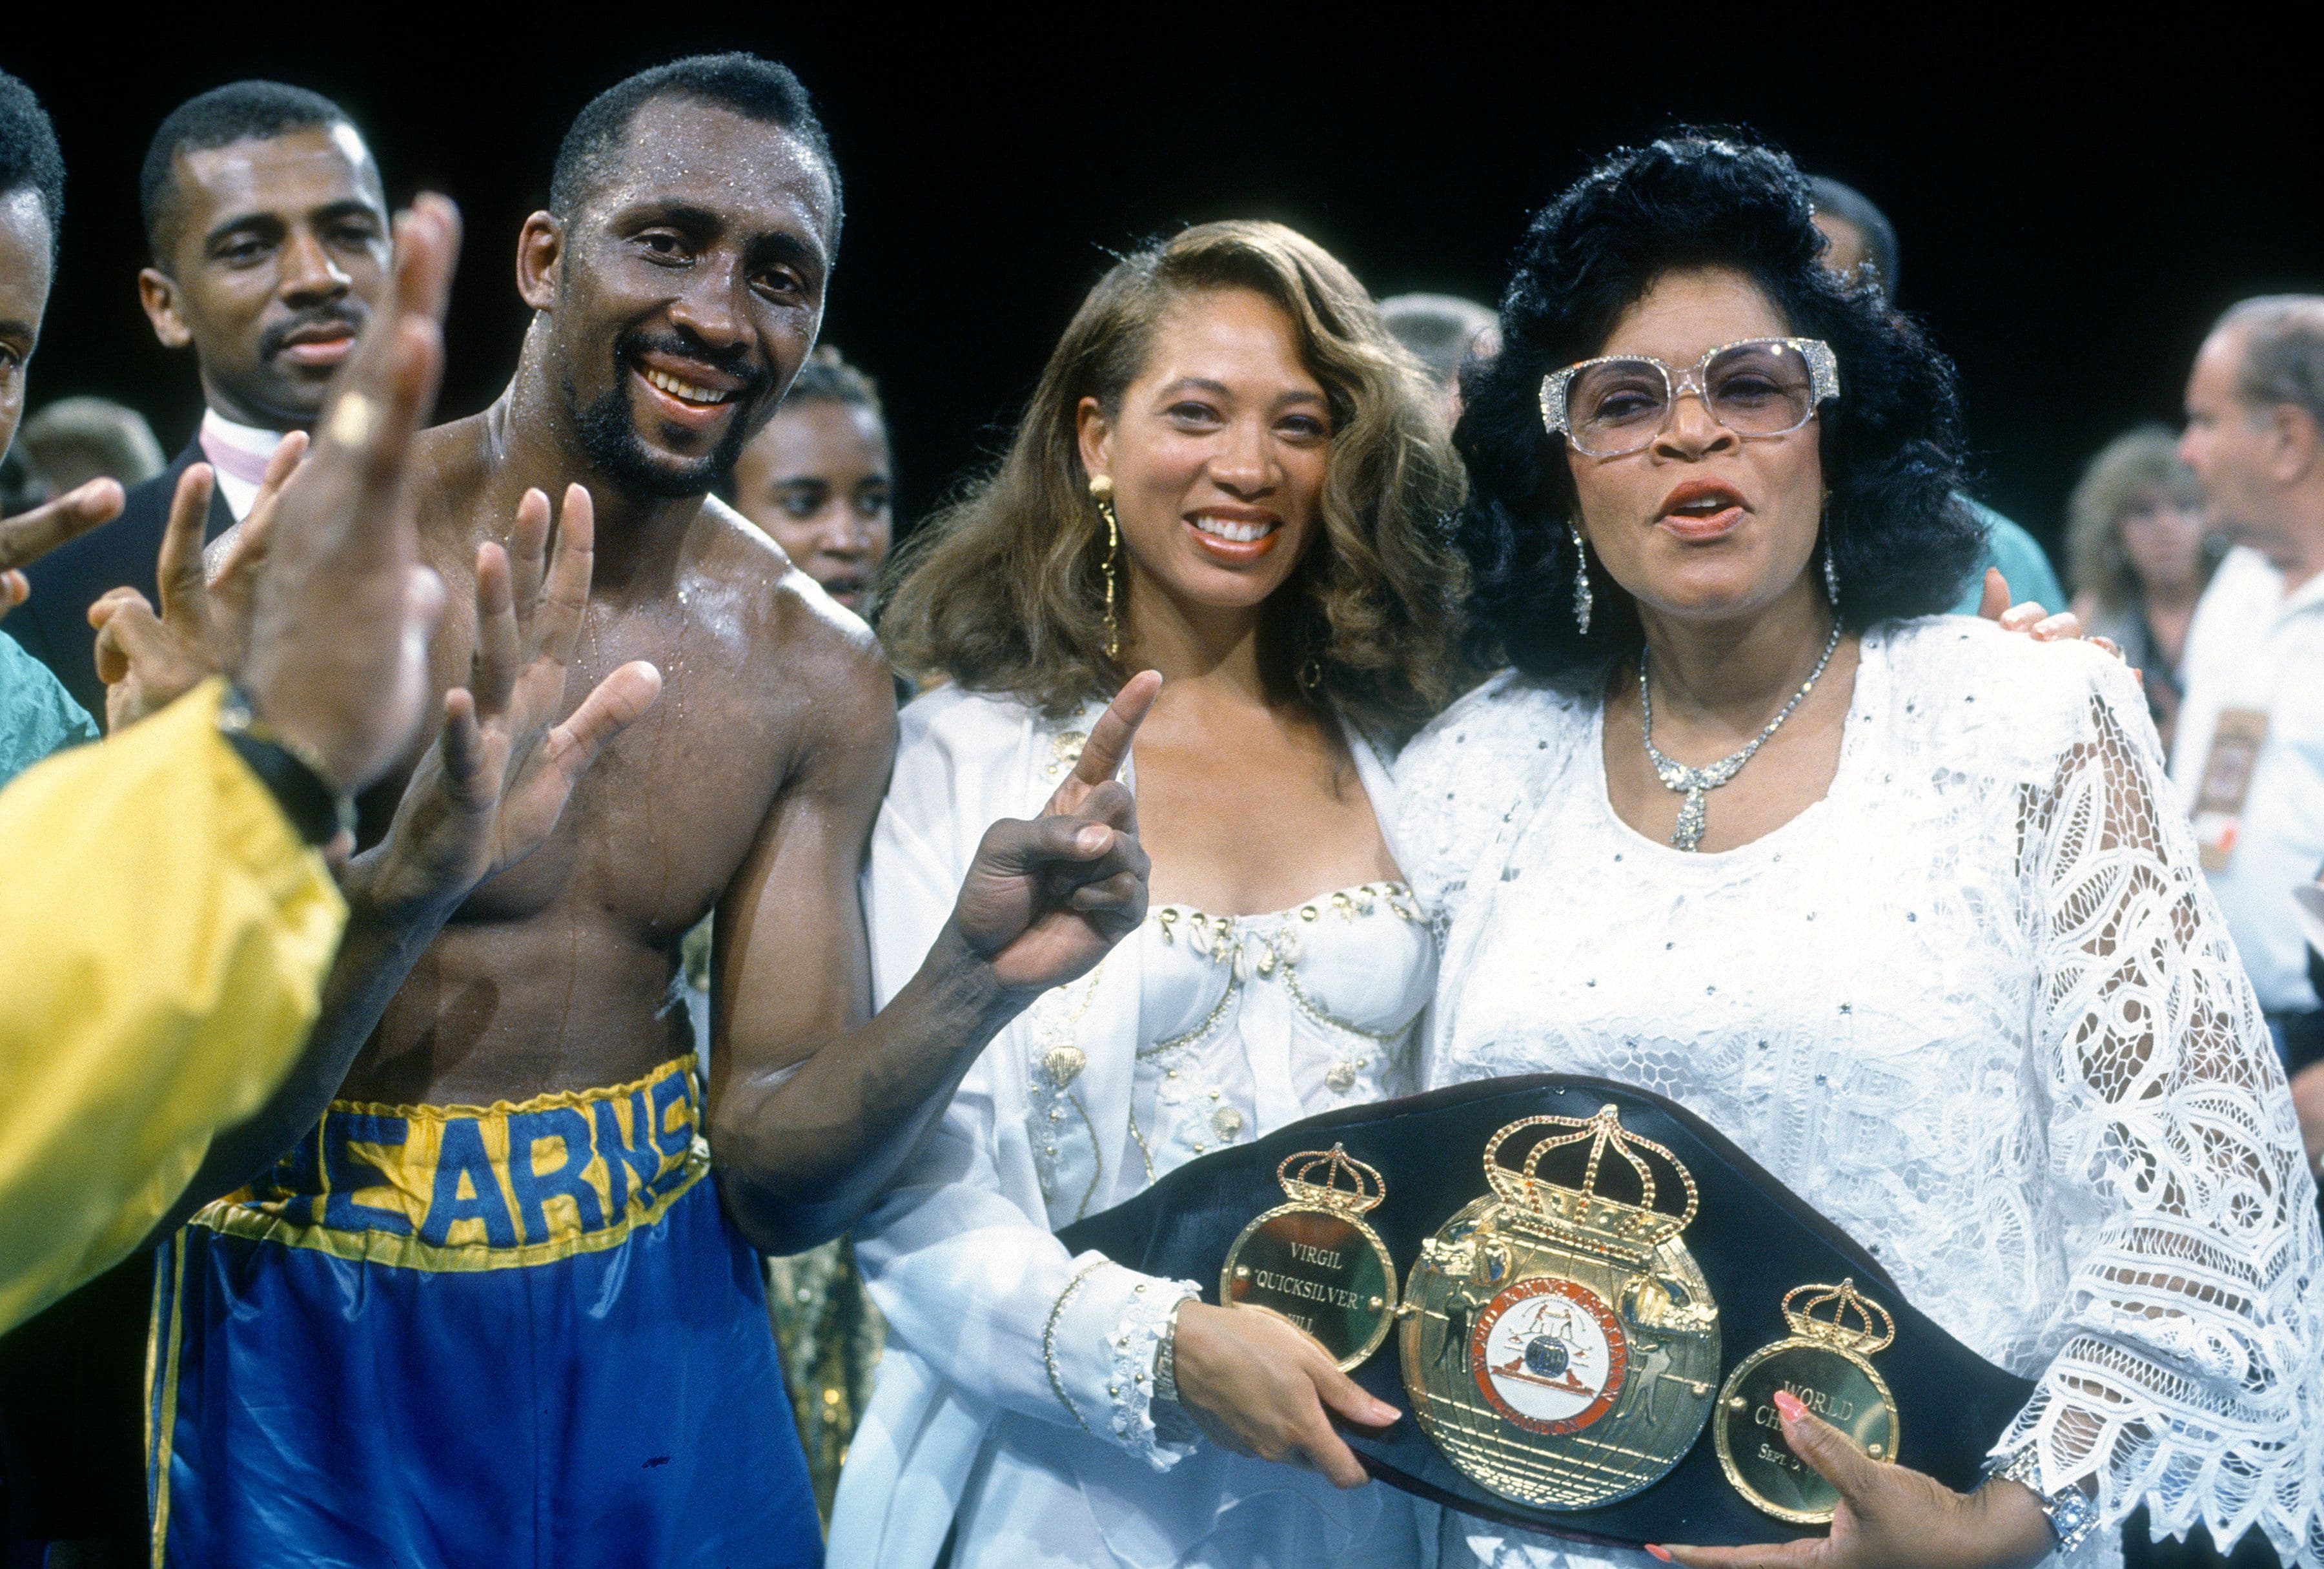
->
<box><xmin>839</xmin><ymin>683</ymin><xmax>1447</xmax><ymax>1569</ymax></box>
<box><xmin>1396</xmin><ymin>619</ymin><xmax>2323</xmax><ymax>1568</ymax></box>
<box><xmin>1108</xmin><ymin>883</ymin><xmax>1430</xmax><ymax>1206</ymax></box>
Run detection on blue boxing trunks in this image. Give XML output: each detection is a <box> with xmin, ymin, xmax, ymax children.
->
<box><xmin>146</xmin><ymin>1055</ymin><xmax>821</xmax><ymax>1568</ymax></box>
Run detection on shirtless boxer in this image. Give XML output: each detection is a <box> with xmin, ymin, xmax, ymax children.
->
<box><xmin>128</xmin><ymin>55</ymin><xmax>1154</xmax><ymax>1569</ymax></box>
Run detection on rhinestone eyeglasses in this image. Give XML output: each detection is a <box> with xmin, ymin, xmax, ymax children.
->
<box><xmin>1540</xmin><ymin>336</ymin><xmax>1840</xmax><ymax>458</ymax></box>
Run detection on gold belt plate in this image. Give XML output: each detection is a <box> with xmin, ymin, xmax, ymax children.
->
<box><xmin>1398</xmin><ymin>1106</ymin><xmax>1721</xmax><ymax>1511</ymax></box>
<box><xmin>1220</xmin><ymin>1145</ymin><xmax>1399</xmax><ymax>1370</ymax></box>
<box><xmin>1715</xmin><ymin>1279</ymin><xmax>1901</xmax><ymax>1524</ymax></box>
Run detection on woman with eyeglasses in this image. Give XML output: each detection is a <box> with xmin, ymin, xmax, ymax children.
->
<box><xmin>1398</xmin><ymin>137</ymin><xmax>2323</xmax><ymax>1569</ymax></box>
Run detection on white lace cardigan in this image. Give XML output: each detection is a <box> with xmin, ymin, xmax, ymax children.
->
<box><xmin>1394</xmin><ymin>619</ymin><xmax>2323</xmax><ymax>1567</ymax></box>
<box><xmin>825</xmin><ymin>684</ymin><xmax>1409</xmax><ymax>1569</ymax></box>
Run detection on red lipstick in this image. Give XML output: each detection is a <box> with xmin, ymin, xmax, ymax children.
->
<box><xmin>1655</xmin><ymin>478</ymin><xmax>1748</xmax><ymax>542</ymax></box>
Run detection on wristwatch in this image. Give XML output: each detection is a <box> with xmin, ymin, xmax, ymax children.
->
<box><xmin>216</xmin><ymin>684</ymin><xmax>357</xmax><ymax>846</ymax></box>
<box><xmin>1988</xmin><ymin>1442</ymin><xmax>2101</xmax><ymax>1553</ymax></box>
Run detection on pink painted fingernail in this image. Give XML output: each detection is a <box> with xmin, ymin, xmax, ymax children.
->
<box><xmin>1772</xmin><ymin>1390</ymin><xmax>1806</xmax><ymax>1422</ymax></box>
<box><xmin>1646</xmin><ymin>1546</ymin><xmax>1673</xmax><ymax>1563</ymax></box>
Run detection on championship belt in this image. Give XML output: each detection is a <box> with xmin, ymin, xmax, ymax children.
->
<box><xmin>1058</xmin><ymin>1073</ymin><xmax>2036</xmax><ymax>1548</ymax></box>
<box><xmin>1400</xmin><ymin>1107</ymin><xmax>1719</xmax><ymax>1511</ymax></box>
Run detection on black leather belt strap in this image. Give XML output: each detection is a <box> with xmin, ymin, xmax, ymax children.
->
<box><xmin>1058</xmin><ymin>1072</ymin><xmax>2035</xmax><ymax>1549</ymax></box>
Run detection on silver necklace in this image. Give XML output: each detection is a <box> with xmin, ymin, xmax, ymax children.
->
<box><xmin>1639</xmin><ymin>620</ymin><xmax>1843</xmax><ymax>852</ymax></box>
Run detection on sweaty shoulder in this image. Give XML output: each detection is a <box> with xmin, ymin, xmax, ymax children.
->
<box><xmin>1396</xmin><ymin>671</ymin><xmax>1594</xmax><ymax>925</ymax></box>
<box><xmin>1871</xmin><ymin>615</ymin><xmax>2156</xmax><ymax>783</ymax></box>
<box><xmin>680</xmin><ymin>501</ymin><xmax>897</xmax><ymax>808</ymax></box>
<box><xmin>409</xmin><ymin>415</ymin><xmax>493</xmax><ymax>504</ymax></box>
<box><xmin>703</xmin><ymin>498</ymin><xmax>892</xmax><ymax>699</ymax></box>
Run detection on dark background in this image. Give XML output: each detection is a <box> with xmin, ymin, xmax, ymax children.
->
<box><xmin>6</xmin><ymin>22</ymin><xmax>2319</xmax><ymax>562</ymax></box>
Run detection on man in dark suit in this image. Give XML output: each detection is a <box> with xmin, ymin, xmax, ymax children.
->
<box><xmin>5</xmin><ymin>81</ymin><xmax>388</xmax><ymax>720</ymax></box>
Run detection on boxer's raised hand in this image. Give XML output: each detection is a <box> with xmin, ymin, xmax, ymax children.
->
<box><xmin>0</xmin><ymin>478</ymin><xmax>121</xmax><ymax>617</ymax></box>
<box><xmin>950</xmin><ymin>669</ymin><xmax>1160</xmax><ymax>994</ymax></box>
<box><xmin>349</xmin><ymin>484</ymin><xmax>661</xmax><ymax>921</ymax></box>
<box><xmin>89</xmin><ymin>436</ymin><xmax>303</xmax><ymax>730</ymax></box>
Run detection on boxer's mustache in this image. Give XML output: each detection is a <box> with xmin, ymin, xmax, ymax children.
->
<box><xmin>614</xmin><ymin>329</ymin><xmax>774</xmax><ymax>404</ymax></box>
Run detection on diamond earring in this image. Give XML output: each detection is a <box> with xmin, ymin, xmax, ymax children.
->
<box><xmin>1570</xmin><ymin>523</ymin><xmax>1593</xmax><ymax>635</ymax></box>
<box><xmin>1823</xmin><ymin>538</ymin><xmax>1841</xmax><ymax>608</ymax></box>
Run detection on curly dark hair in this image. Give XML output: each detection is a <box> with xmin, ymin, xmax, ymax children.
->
<box><xmin>1453</xmin><ymin>132</ymin><xmax>1983</xmax><ymax>682</ymax></box>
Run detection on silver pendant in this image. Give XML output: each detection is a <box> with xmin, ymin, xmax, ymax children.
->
<box><xmin>1673</xmin><ymin>788</ymin><xmax>1709</xmax><ymax>852</ymax></box>
<box><xmin>1640</xmin><ymin>620</ymin><xmax>1844</xmax><ymax>857</ymax></box>
<box><xmin>1651</xmin><ymin>757</ymin><xmax>1735</xmax><ymax>853</ymax></box>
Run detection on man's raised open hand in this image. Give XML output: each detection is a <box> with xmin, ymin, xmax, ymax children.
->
<box><xmin>950</xmin><ymin>669</ymin><xmax>1161</xmax><ymax>994</ymax></box>
<box><xmin>0</xmin><ymin>478</ymin><xmax>121</xmax><ymax>617</ymax></box>
<box><xmin>89</xmin><ymin>435</ymin><xmax>304</xmax><ymax>731</ymax></box>
<box><xmin>349</xmin><ymin>483</ymin><xmax>661</xmax><ymax>921</ymax></box>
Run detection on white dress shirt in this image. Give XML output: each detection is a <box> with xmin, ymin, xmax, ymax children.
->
<box><xmin>196</xmin><ymin>409</ymin><xmax>288</xmax><ymax>522</ymax></box>
<box><xmin>2170</xmin><ymin>546</ymin><xmax>2324</xmax><ymax>1013</ymax></box>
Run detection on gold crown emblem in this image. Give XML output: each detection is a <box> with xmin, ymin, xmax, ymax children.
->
<box><xmin>1480</xmin><ymin>1105</ymin><xmax>1698</xmax><ymax>1262</ymax></box>
<box><xmin>1780</xmin><ymin>1279</ymin><xmax>1895</xmax><ymax>1355</ymax></box>
<box><xmin>1276</xmin><ymin>1144</ymin><xmax>1387</xmax><ymax>1216</ymax></box>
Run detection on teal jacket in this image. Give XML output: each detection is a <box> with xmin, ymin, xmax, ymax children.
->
<box><xmin>1950</xmin><ymin>501</ymin><xmax>2064</xmax><ymax>615</ymax></box>
<box><xmin>0</xmin><ymin>630</ymin><xmax>97</xmax><ymax>789</ymax></box>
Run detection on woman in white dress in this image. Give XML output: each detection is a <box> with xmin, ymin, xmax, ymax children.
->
<box><xmin>1396</xmin><ymin>136</ymin><xmax>2323</xmax><ymax>1569</ymax></box>
<box><xmin>827</xmin><ymin>220</ymin><xmax>1468</xmax><ymax>1567</ymax></box>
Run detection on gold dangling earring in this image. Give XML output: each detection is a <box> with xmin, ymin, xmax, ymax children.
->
<box><xmin>1089</xmin><ymin>475</ymin><xmax>1122</xmax><ymax>660</ymax></box>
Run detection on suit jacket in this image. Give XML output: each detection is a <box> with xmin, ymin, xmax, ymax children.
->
<box><xmin>3</xmin><ymin>440</ymin><xmax>235</xmax><ymax>724</ymax></box>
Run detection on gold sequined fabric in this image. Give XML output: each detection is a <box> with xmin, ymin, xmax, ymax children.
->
<box><xmin>766</xmin><ymin>1237</ymin><xmax>886</xmax><ymax>1524</ymax></box>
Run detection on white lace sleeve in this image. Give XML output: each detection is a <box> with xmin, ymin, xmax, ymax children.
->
<box><xmin>854</xmin><ymin>1072</ymin><xmax>1208</xmax><ymax>1469</ymax></box>
<box><xmin>1102</xmin><ymin>1273</ymin><xmax>1204</xmax><ymax>1462</ymax></box>
<box><xmin>2007</xmin><ymin>661</ymin><xmax>2324</xmax><ymax>1564</ymax></box>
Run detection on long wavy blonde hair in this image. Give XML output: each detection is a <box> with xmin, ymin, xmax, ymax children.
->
<box><xmin>878</xmin><ymin>220</ymin><xmax>1469</xmax><ymax>740</ymax></box>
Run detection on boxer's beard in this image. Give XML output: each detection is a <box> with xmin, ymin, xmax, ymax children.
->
<box><xmin>566</xmin><ymin>329</ymin><xmax>767</xmax><ymax>500</ymax></box>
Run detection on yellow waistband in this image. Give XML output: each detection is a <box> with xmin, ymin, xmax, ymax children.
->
<box><xmin>194</xmin><ymin>1055</ymin><xmax>710</xmax><ymax>1273</ymax></box>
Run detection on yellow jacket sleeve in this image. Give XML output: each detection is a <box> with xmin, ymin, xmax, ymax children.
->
<box><xmin>0</xmin><ymin>679</ymin><xmax>346</xmax><ymax>1334</ymax></box>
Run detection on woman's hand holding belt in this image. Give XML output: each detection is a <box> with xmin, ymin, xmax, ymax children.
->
<box><xmin>1166</xmin><ymin>1300</ymin><xmax>1400</xmax><ymax>1490</ymax></box>
<box><xmin>1655</xmin><ymin>1391</ymin><xmax>2057</xmax><ymax>1569</ymax></box>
